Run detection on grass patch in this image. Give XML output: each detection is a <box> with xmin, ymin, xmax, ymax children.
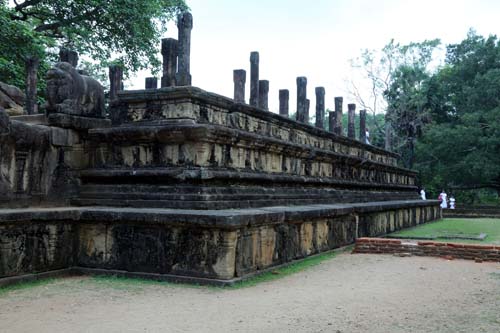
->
<box><xmin>85</xmin><ymin>275</ymin><xmax>205</xmax><ymax>291</ymax></box>
<box><xmin>389</xmin><ymin>218</ymin><xmax>500</xmax><ymax>244</ymax></box>
<box><xmin>0</xmin><ymin>247</ymin><xmax>346</xmax><ymax>294</ymax></box>
<box><xmin>226</xmin><ymin>247</ymin><xmax>348</xmax><ymax>289</ymax></box>
<box><xmin>0</xmin><ymin>278</ymin><xmax>57</xmax><ymax>297</ymax></box>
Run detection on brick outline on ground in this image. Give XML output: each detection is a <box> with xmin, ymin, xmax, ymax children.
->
<box><xmin>353</xmin><ymin>237</ymin><xmax>500</xmax><ymax>262</ymax></box>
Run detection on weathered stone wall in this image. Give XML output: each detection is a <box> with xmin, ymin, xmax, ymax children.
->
<box><xmin>0</xmin><ymin>222</ymin><xmax>74</xmax><ymax>278</ymax></box>
<box><xmin>0</xmin><ymin>117</ymin><xmax>58</xmax><ymax>206</ymax></box>
<box><xmin>0</xmin><ymin>113</ymin><xmax>86</xmax><ymax>207</ymax></box>
<box><xmin>110</xmin><ymin>87</ymin><xmax>400</xmax><ymax>167</ymax></box>
<box><xmin>0</xmin><ymin>202</ymin><xmax>441</xmax><ymax>283</ymax></box>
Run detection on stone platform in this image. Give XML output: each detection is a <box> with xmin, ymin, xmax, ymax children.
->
<box><xmin>0</xmin><ymin>84</ymin><xmax>441</xmax><ymax>286</ymax></box>
<box><xmin>0</xmin><ymin>200</ymin><xmax>440</xmax><ymax>285</ymax></box>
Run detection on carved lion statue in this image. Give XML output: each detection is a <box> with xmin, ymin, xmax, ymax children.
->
<box><xmin>46</xmin><ymin>62</ymin><xmax>105</xmax><ymax>118</ymax></box>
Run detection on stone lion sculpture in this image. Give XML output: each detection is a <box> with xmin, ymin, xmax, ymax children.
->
<box><xmin>46</xmin><ymin>62</ymin><xmax>105</xmax><ymax>118</ymax></box>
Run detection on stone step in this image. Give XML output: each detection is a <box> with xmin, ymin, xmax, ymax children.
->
<box><xmin>71</xmin><ymin>197</ymin><xmax>354</xmax><ymax>209</ymax></box>
<box><xmin>79</xmin><ymin>183</ymin><xmax>412</xmax><ymax>196</ymax></box>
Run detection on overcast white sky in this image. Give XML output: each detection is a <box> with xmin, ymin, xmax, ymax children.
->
<box><xmin>128</xmin><ymin>0</ymin><xmax>500</xmax><ymax>113</ymax></box>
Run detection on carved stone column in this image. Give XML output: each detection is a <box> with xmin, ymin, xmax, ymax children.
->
<box><xmin>334</xmin><ymin>97</ymin><xmax>343</xmax><ymax>135</ymax></box>
<box><xmin>328</xmin><ymin>111</ymin><xmax>335</xmax><ymax>133</ymax></box>
<box><xmin>145</xmin><ymin>77</ymin><xmax>158</xmax><ymax>89</ymax></box>
<box><xmin>109</xmin><ymin>65</ymin><xmax>123</xmax><ymax>102</ymax></box>
<box><xmin>233</xmin><ymin>69</ymin><xmax>246</xmax><ymax>103</ymax></box>
<box><xmin>161</xmin><ymin>38</ymin><xmax>177</xmax><ymax>87</ymax></box>
<box><xmin>347</xmin><ymin>103</ymin><xmax>356</xmax><ymax>139</ymax></box>
<box><xmin>385</xmin><ymin>121</ymin><xmax>392</xmax><ymax>151</ymax></box>
<box><xmin>296</xmin><ymin>77</ymin><xmax>308</xmax><ymax>123</ymax></box>
<box><xmin>250</xmin><ymin>52</ymin><xmax>259</xmax><ymax>107</ymax></box>
<box><xmin>25</xmin><ymin>56</ymin><xmax>39</xmax><ymax>115</ymax></box>
<box><xmin>359</xmin><ymin>109</ymin><xmax>367</xmax><ymax>143</ymax></box>
<box><xmin>14</xmin><ymin>151</ymin><xmax>28</xmax><ymax>194</ymax></box>
<box><xmin>315</xmin><ymin>87</ymin><xmax>325</xmax><ymax>129</ymax></box>
<box><xmin>176</xmin><ymin>12</ymin><xmax>193</xmax><ymax>86</ymax></box>
<box><xmin>258</xmin><ymin>80</ymin><xmax>269</xmax><ymax>111</ymax></box>
<box><xmin>279</xmin><ymin>89</ymin><xmax>289</xmax><ymax>117</ymax></box>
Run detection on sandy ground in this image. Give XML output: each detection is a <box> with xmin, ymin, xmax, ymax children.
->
<box><xmin>0</xmin><ymin>253</ymin><xmax>499</xmax><ymax>333</ymax></box>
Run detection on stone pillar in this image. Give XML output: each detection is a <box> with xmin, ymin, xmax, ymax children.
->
<box><xmin>145</xmin><ymin>77</ymin><xmax>158</xmax><ymax>90</ymax></box>
<box><xmin>296</xmin><ymin>76</ymin><xmax>308</xmax><ymax>123</ymax></box>
<box><xmin>347</xmin><ymin>103</ymin><xmax>356</xmax><ymax>139</ymax></box>
<box><xmin>279</xmin><ymin>89</ymin><xmax>289</xmax><ymax>117</ymax></box>
<box><xmin>249</xmin><ymin>52</ymin><xmax>259</xmax><ymax>107</ymax></box>
<box><xmin>176</xmin><ymin>12</ymin><xmax>193</xmax><ymax>86</ymax></box>
<box><xmin>315</xmin><ymin>87</ymin><xmax>325</xmax><ymax>129</ymax></box>
<box><xmin>359</xmin><ymin>109</ymin><xmax>367</xmax><ymax>143</ymax></box>
<box><xmin>334</xmin><ymin>97</ymin><xmax>343</xmax><ymax>135</ymax></box>
<box><xmin>25</xmin><ymin>56</ymin><xmax>39</xmax><ymax>115</ymax></box>
<box><xmin>161</xmin><ymin>38</ymin><xmax>177</xmax><ymax>87</ymax></box>
<box><xmin>306</xmin><ymin>99</ymin><xmax>310</xmax><ymax>121</ymax></box>
<box><xmin>233</xmin><ymin>69</ymin><xmax>246</xmax><ymax>103</ymax></box>
<box><xmin>109</xmin><ymin>65</ymin><xmax>123</xmax><ymax>102</ymax></box>
<box><xmin>328</xmin><ymin>111</ymin><xmax>335</xmax><ymax>133</ymax></box>
<box><xmin>385</xmin><ymin>121</ymin><xmax>392</xmax><ymax>151</ymax></box>
<box><xmin>258</xmin><ymin>80</ymin><xmax>269</xmax><ymax>111</ymax></box>
<box><xmin>59</xmin><ymin>48</ymin><xmax>78</xmax><ymax>67</ymax></box>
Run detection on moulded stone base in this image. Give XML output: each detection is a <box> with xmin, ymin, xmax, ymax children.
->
<box><xmin>0</xmin><ymin>201</ymin><xmax>440</xmax><ymax>284</ymax></box>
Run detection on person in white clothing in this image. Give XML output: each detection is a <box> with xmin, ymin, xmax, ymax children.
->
<box><xmin>449</xmin><ymin>196</ymin><xmax>456</xmax><ymax>209</ymax></box>
<box><xmin>420</xmin><ymin>188</ymin><xmax>426</xmax><ymax>200</ymax></box>
<box><xmin>439</xmin><ymin>190</ymin><xmax>448</xmax><ymax>209</ymax></box>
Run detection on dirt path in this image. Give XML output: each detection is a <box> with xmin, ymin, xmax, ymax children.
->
<box><xmin>1</xmin><ymin>253</ymin><xmax>499</xmax><ymax>333</ymax></box>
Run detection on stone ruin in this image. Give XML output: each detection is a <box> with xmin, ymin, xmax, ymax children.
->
<box><xmin>0</xmin><ymin>12</ymin><xmax>440</xmax><ymax>286</ymax></box>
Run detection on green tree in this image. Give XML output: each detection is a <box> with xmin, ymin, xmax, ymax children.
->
<box><xmin>415</xmin><ymin>31</ymin><xmax>500</xmax><ymax>196</ymax></box>
<box><xmin>349</xmin><ymin>39</ymin><xmax>441</xmax><ymax>151</ymax></box>
<box><xmin>1</xmin><ymin>0</ymin><xmax>187</xmax><ymax>93</ymax></box>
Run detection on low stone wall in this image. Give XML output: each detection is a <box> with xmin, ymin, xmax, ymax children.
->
<box><xmin>443</xmin><ymin>206</ymin><xmax>500</xmax><ymax>219</ymax></box>
<box><xmin>0</xmin><ymin>201</ymin><xmax>440</xmax><ymax>284</ymax></box>
<box><xmin>353</xmin><ymin>238</ymin><xmax>500</xmax><ymax>262</ymax></box>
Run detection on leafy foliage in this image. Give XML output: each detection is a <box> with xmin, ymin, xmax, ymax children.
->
<box><xmin>0</xmin><ymin>0</ymin><xmax>187</xmax><ymax>99</ymax></box>
<box><xmin>415</xmin><ymin>31</ymin><xmax>500</xmax><ymax>196</ymax></box>
<box><xmin>350</xmin><ymin>39</ymin><xmax>441</xmax><ymax>155</ymax></box>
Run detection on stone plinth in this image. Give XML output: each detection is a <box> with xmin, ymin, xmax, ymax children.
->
<box><xmin>0</xmin><ymin>201</ymin><xmax>441</xmax><ymax>286</ymax></box>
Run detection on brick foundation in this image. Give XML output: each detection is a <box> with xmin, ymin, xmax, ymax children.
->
<box><xmin>353</xmin><ymin>238</ymin><xmax>500</xmax><ymax>262</ymax></box>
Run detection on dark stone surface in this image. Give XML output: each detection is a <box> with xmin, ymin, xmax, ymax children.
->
<box><xmin>161</xmin><ymin>38</ymin><xmax>178</xmax><ymax>87</ymax></box>
<box><xmin>0</xmin><ymin>201</ymin><xmax>441</xmax><ymax>282</ymax></box>
<box><xmin>249</xmin><ymin>52</ymin><xmax>259</xmax><ymax>107</ymax></box>
<box><xmin>46</xmin><ymin>62</ymin><xmax>105</xmax><ymax>118</ymax></box>
<box><xmin>25</xmin><ymin>56</ymin><xmax>39</xmax><ymax>115</ymax></box>
<box><xmin>48</xmin><ymin>113</ymin><xmax>111</xmax><ymax>130</ymax></box>
<box><xmin>258</xmin><ymin>80</ymin><xmax>269</xmax><ymax>110</ymax></box>
<box><xmin>328</xmin><ymin>111</ymin><xmax>335</xmax><ymax>133</ymax></box>
<box><xmin>0</xmin><ymin>201</ymin><xmax>440</xmax><ymax>230</ymax></box>
<box><xmin>0</xmin><ymin>222</ymin><xmax>74</xmax><ymax>278</ymax></box>
<box><xmin>233</xmin><ymin>69</ymin><xmax>246</xmax><ymax>103</ymax></box>
<box><xmin>385</xmin><ymin>121</ymin><xmax>392</xmax><ymax>151</ymax></box>
<box><xmin>315</xmin><ymin>87</ymin><xmax>325</xmax><ymax>129</ymax></box>
<box><xmin>0</xmin><ymin>107</ymin><xmax>10</xmax><ymax>136</ymax></box>
<box><xmin>176</xmin><ymin>12</ymin><xmax>193</xmax><ymax>86</ymax></box>
<box><xmin>334</xmin><ymin>97</ymin><xmax>343</xmax><ymax>135</ymax></box>
<box><xmin>296</xmin><ymin>77</ymin><xmax>308</xmax><ymax>123</ymax></box>
<box><xmin>145</xmin><ymin>77</ymin><xmax>158</xmax><ymax>90</ymax></box>
<box><xmin>108</xmin><ymin>86</ymin><xmax>401</xmax><ymax>159</ymax></box>
<box><xmin>347</xmin><ymin>103</ymin><xmax>356</xmax><ymax>139</ymax></box>
<box><xmin>360</xmin><ymin>109</ymin><xmax>367</xmax><ymax>143</ymax></box>
<box><xmin>59</xmin><ymin>48</ymin><xmax>79</xmax><ymax>67</ymax></box>
<box><xmin>279</xmin><ymin>89</ymin><xmax>289</xmax><ymax>116</ymax></box>
<box><xmin>109</xmin><ymin>65</ymin><xmax>123</xmax><ymax>102</ymax></box>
